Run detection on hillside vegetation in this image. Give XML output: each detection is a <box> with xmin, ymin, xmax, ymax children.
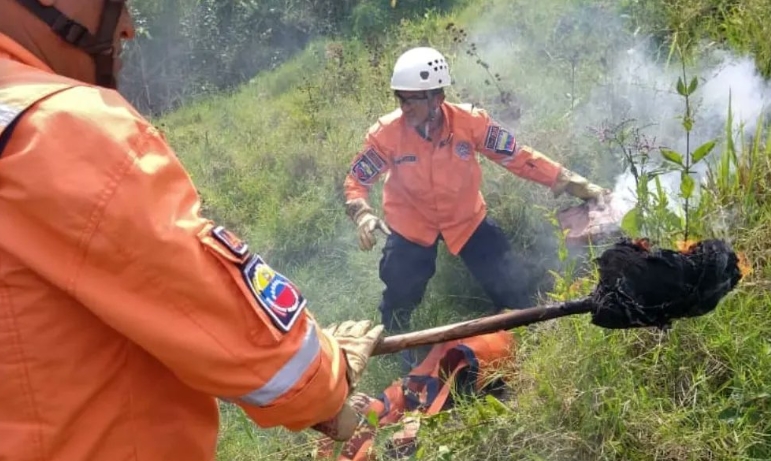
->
<box><xmin>129</xmin><ymin>0</ymin><xmax>771</xmax><ymax>459</ymax></box>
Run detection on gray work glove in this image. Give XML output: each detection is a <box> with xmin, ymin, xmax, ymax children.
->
<box><xmin>345</xmin><ymin>198</ymin><xmax>391</xmax><ymax>251</ymax></box>
<box><xmin>311</xmin><ymin>320</ymin><xmax>384</xmax><ymax>441</ymax></box>
<box><xmin>323</xmin><ymin>319</ymin><xmax>385</xmax><ymax>390</ymax></box>
<box><xmin>551</xmin><ymin>167</ymin><xmax>608</xmax><ymax>200</ymax></box>
<box><xmin>311</xmin><ymin>400</ymin><xmax>363</xmax><ymax>441</ymax></box>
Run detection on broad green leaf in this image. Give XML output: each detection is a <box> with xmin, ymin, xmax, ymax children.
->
<box><xmin>621</xmin><ymin>208</ymin><xmax>641</xmax><ymax>236</ymax></box>
<box><xmin>485</xmin><ymin>394</ymin><xmax>510</xmax><ymax>415</ymax></box>
<box><xmin>692</xmin><ymin>139</ymin><xmax>717</xmax><ymax>164</ymax></box>
<box><xmin>366</xmin><ymin>409</ymin><xmax>379</xmax><ymax>427</ymax></box>
<box><xmin>660</xmin><ymin>148</ymin><xmax>684</xmax><ymax>166</ymax></box>
<box><xmin>688</xmin><ymin>76</ymin><xmax>699</xmax><ymax>94</ymax></box>
<box><xmin>676</xmin><ymin>76</ymin><xmax>686</xmax><ymax>96</ymax></box>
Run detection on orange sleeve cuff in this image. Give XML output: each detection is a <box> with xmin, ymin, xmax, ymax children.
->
<box><xmin>343</xmin><ymin>173</ymin><xmax>371</xmax><ymax>202</ymax></box>
<box><xmin>239</xmin><ymin>326</ymin><xmax>349</xmax><ymax>431</ymax></box>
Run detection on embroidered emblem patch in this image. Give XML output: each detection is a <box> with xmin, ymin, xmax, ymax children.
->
<box><xmin>484</xmin><ymin>125</ymin><xmax>500</xmax><ymax>150</ymax></box>
<box><xmin>351</xmin><ymin>148</ymin><xmax>387</xmax><ymax>185</ymax></box>
<box><xmin>455</xmin><ymin>141</ymin><xmax>472</xmax><ymax>160</ymax></box>
<box><xmin>394</xmin><ymin>154</ymin><xmax>417</xmax><ymax>165</ymax></box>
<box><xmin>241</xmin><ymin>254</ymin><xmax>307</xmax><ymax>332</ymax></box>
<box><xmin>484</xmin><ymin>125</ymin><xmax>517</xmax><ymax>155</ymax></box>
<box><xmin>211</xmin><ymin>225</ymin><xmax>249</xmax><ymax>258</ymax></box>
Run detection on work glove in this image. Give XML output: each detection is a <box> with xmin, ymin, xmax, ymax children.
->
<box><xmin>345</xmin><ymin>198</ymin><xmax>391</xmax><ymax>251</ymax></box>
<box><xmin>323</xmin><ymin>319</ymin><xmax>385</xmax><ymax>390</ymax></box>
<box><xmin>310</xmin><ymin>320</ymin><xmax>385</xmax><ymax>441</ymax></box>
<box><xmin>356</xmin><ymin>212</ymin><xmax>391</xmax><ymax>251</ymax></box>
<box><xmin>551</xmin><ymin>167</ymin><xmax>608</xmax><ymax>201</ymax></box>
<box><xmin>311</xmin><ymin>400</ymin><xmax>363</xmax><ymax>441</ymax></box>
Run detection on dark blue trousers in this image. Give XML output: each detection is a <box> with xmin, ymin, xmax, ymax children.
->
<box><xmin>377</xmin><ymin>216</ymin><xmax>533</xmax><ymax>335</ymax></box>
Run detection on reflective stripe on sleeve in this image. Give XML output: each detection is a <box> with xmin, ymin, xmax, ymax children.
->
<box><xmin>238</xmin><ymin>321</ymin><xmax>321</xmax><ymax>406</ymax></box>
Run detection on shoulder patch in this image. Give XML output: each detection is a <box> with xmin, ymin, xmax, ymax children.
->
<box><xmin>211</xmin><ymin>225</ymin><xmax>249</xmax><ymax>258</ymax></box>
<box><xmin>241</xmin><ymin>254</ymin><xmax>307</xmax><ymax>333</ymax></box>
<box><xmin>351</xmin><ymin>148</ymin><xmax>387</xmax><ymax>185</ymax></box>
<box><xmin>484</xmin><ymin>125</ymin><xmax>517</xmax><ymax>155</ymax></box>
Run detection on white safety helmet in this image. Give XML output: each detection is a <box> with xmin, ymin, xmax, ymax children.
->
<box><xmin>390</xmin><ymin>47</ymin><xmax>452</xmax><ymax>91</ymax></box>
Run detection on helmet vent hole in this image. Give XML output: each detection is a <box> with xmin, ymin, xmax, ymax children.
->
<box><xmin>420</xmin><ymin>71</ymin><xmax>430</xmax><ymax>80</ymax></box>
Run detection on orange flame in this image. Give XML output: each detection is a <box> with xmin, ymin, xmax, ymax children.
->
<box><xmin>675</xmin><ymin>240</ymin><xmax>699</xmax><ymax>253</ymax></box>
<box><xmin>675</xmin><ymin>240</ymin><xmax>753</xmax><ymax>278</ymax></box>
<box><xmin>737</xmin><ymin>252</ymin><xmax>753</xmax><ymax>278</ymax></box>
<box><xmin>632</xmin><ymin>238</ymin><xmax>652</xmax><ymax>252</ymax></box>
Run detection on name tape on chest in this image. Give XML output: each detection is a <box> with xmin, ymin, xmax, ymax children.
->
<box><xmin>394</xmin><ymin>154</ymin><xmax>417</xmax><ymax>165</ymax></box>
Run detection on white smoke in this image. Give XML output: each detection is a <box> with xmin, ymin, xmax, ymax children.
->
<box><xmin>592</xmin><ymin>44</ymin><xmax>771</xmax><ymax>217</ymax></box>
<box><xmin>452</xmin><ymin>3</ymin><xmax>771</xmax><ymax>246</ymax></box>
<box><xmin>456</xmin><ymin>3</ymin><xmax>771</xmax><ymax>216</ymax></box>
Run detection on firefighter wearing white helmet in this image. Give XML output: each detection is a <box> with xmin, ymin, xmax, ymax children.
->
<box><xmin>342</xmin><ymin>46</ymin><xmax>609</xmax><ymax>370</ymax></box>
<box><xmin>390</xmin><ymin>47</ymin><xmax>452</xmax><ymax>91</ymax></box>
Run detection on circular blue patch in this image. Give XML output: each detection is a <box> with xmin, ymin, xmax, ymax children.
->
<box><xmin>455</xmin><ymin>141</ymin><xmax>472</xmax><ymax>160</ymax></box>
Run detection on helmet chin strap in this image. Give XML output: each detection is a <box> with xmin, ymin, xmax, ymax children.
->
<box><xmin>14</xmin><ymin>0</ymin><xmax>125</xmax><ymax>88</ymax></box>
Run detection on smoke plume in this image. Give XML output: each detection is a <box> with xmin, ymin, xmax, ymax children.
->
<box><xmin>458</xmin><ymin>3</ymin><xmax>771</xmax><ymax>223</ymax></box>
<box><xmin>595</xmin><ymin>44</ymin><xmax>771</xmax><ymax>218</ymax></box>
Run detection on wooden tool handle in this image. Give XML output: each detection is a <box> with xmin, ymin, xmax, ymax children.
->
<box><xmin>372</xmin><ymin>298</ymin><xmax>594</xmax><ymax>356</ymax></box>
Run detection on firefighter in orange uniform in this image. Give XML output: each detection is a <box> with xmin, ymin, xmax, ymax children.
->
<box><xmin>343</xmin><ymin>47</ymin><xmax>606</xmax><ymax>367</ymax></box>
<box><xmin>0</xmin><ymin>1</ymin><xmax>384</xmax><ymax>460</ymax></box>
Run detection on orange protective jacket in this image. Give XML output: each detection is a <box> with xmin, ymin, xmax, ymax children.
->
<box><xmin>343</xmin><ymin>103</ymin><xmax>564</xmax><ymax>254</ymax></box>
<box><xmin>0</xmin><ymin>33</ymin><xmax>348</xmax><ymax>461</ymax></box>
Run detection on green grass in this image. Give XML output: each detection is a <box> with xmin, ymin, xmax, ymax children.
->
<box><xmin>150</xmin><ymin>0</ymin><xmax>771</xmax><ymax>458</ymax></box>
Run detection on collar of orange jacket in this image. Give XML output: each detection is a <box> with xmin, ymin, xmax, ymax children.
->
<box><xmin>412</xmin><ymin>100</ymin><xmax>454</xmax><ymax>143</ymax></box>
<box><xmin>0</xmin><ymin>32</ymin><xmax>55</xmax><ymax>73</ymax></box>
